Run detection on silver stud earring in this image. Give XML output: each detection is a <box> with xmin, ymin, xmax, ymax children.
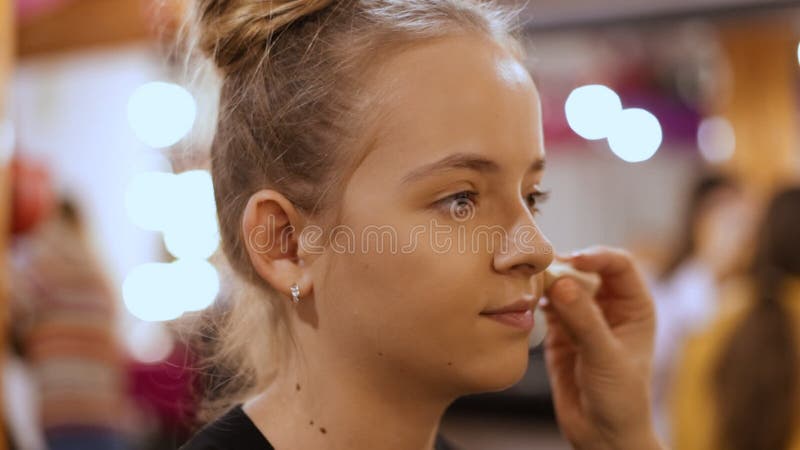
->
<box><xmin>290</xmin><ymin>283</ymin><xmax>301</xmax><ymax>304</ymax></box>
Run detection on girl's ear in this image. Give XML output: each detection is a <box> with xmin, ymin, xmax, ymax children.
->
<box><xmin>241</xmin><ymin>190</ymin><xmax>313</xmax><ymax>300</ymax></box>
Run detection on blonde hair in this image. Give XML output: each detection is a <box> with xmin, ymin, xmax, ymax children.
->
<box><xmin>182</xmin><ymin>0</ymin><xmax>526</xmax><ymax>421</ymax></box>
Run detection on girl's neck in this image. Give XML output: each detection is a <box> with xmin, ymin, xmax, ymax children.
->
<box><xmin>242</xmin><ymin>346</ymin><xmax>455</xmax><ymax>450</ymax></box>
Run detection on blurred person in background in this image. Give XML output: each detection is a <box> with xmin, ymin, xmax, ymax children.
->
<box><xmin>671</xmin><ymin>186</ymin><xmax>800</xmax><ymax>450</ymax></box>
<box><xmin>649</xmin><ymin>173</ymin><xmax>755</xmax><ymax>444</ymax></box>
<box><xmin>9</xmin><ymin>196</ymin><xmax>131</xmax><ymax>450</ymax></box>
<box><xmin>3</xmin><ymin>155</ymin><xmax>56</xmax><ymax>450</ymax></box>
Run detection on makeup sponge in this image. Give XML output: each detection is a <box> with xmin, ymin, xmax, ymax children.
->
<box><xmin>543</xmin><ymin>260</ymin><xmax>602</xmax><ymax>296</ymax></box>
<box><xmin>529</xmin><ymin>261</ymin><xmax>603</xmax><ymax>349</ymax></box>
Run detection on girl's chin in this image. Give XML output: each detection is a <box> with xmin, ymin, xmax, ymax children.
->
<box><xmin>457</xmin><ymin>351</ymin><xmax>531</xmax><ymax>394</ymax></box>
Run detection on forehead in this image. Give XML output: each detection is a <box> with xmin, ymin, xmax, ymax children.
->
<box><xmin>355</xmin><ymin>34</ymin><xmax>544</xmax><ymax>180</ymax></box>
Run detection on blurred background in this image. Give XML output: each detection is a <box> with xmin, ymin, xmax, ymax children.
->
<box><xmin>1</xmin><ymin>0</ymin><xmax>800</xmax><ymax>449</ymax></box>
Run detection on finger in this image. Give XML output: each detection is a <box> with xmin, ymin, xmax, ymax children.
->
<box><xmin>547</xmin><ymin>277</ymin><xmax>617</xmax><ymax>366</ymax></box>
<box><xmin>540</xmin><ymin>297</ymin><xmax>576</xmax><ymax>347</ymax></box>
<box><xmin>541</xmin><ymin>308</ymin><xmax>584</xmax><ymax>426</ymax></box>
<box><xmin>564</xmin><ymin>246</ymin><xmax>649</xmax><ymax>300</ymax></box>
<box><xmin>545</xmin><ymin>341</ymin><xmax>581</xmax><ymax>423</ymax></box>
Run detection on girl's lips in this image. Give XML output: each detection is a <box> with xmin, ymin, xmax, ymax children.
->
<box><xmin>480</xmin><ymin>309</ymin><xmax>534</xmax><ymax>331</ymax></box>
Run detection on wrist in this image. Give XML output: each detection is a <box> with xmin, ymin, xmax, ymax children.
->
<box><xmin>572</xmin><ymin>429</ymin><xmax>663</xmax><ymax>450</ymax></box>
<box><xmin>617</xmin><ymin>426</ymin><xmax>663</xmax><ymax>450</ymax></box>
<box><xmin>575</xmin><ymin>422</ymin><xmax>663</xmax><ymax>450</ymax></box>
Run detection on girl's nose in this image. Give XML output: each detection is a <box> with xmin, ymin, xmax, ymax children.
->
<box><xmin>492</xmin><ymin>222</ymin><xmax>553</xmax><ymax>277</ymax></box>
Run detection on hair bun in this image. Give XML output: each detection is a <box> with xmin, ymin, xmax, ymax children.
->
<box><xmin>196</xmin><ymin>0</ymin><xmax>335</xmax><ymax>72</ymax></box>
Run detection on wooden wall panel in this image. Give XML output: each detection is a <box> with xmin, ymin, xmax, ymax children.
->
<box><xmin>718</xmin><ymin>18</ymin><xmax>800</xmax><ymax>198</ymax></box>
<box><xmin>17</xmin><ymin>0</ymin><xmax>151</xmax><ymax>57</ymax></box>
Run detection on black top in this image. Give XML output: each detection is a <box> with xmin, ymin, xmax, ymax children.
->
<box><xmin>180</xmin><ymin>404</ymin><xmax>458</xmax><ymax>450</ymax></box>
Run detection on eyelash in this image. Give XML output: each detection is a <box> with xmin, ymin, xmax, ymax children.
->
<box><xmin>526</xmin><ymin>189</ymin><xmax>551</xmax><ymax>213</ymax></box>
<box><xmin>435</xmin><ymin>189</ymin><xmax>550</xmax><ymax>215</ymax></box>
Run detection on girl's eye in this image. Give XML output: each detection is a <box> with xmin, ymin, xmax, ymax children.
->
<box><xmin>435</xmin><ymin>191</ymin><xmax>478</xmax><ymax>220</ymax></box>
<box><xmin>433</xmin><ymin>189</ymin><xmax>550</xmax><ymax>218</ymax></box>
<box><xmin>526</xmin><ymin>189</ymin><xmax>550</xmax><ymax>214</ymax></box>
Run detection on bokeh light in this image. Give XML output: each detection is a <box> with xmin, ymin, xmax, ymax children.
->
<box><xmin>122</xmin><ymin>259</ymin><xmax>220</xmax><ymax>322</ymax></box>
<box><xmin>122</xmin><ymin>262</ymin><xmax>185</xmax><ymax>322</ymax></box>
<box><xmin>162</xmin><ymin>170</ymin><xmax>220</xmax><ymax>260</ymax></box>
<box><xmin>125</xmin><ymin>171</ymin><xmax>177</xmax><ymax>231</ymax></box>
<box><xmin>127</xmin><ymin>82</ymin><xmax>197</xmax><ymax>149</ymax></box>
<box><xmin>607</xmin><ymin>108</ymin><xmax>663</xmax><ymax>163</ymax></box>
<box><xmin>125</xmin><ymin>170</ymin><xmax>220</xmax><ymax>259</ymax></box>
<box><xmin>698</xmin><ymin>116</ymin><xmax>736</xmax><ymax>164</ymax></box>
<box><xmin>123</xmin><ymin>169</ymin><xmax>220</xmax><ymax>320</ymax></box>
<box><xmin>171</xmin><ymin>259</ymin><xmax>220</xmax><ymax>312</ymax></box>
<box><xmin>565</xmin><ymin>84</ymin><xmax>623</xmax><ymax>140</ymax></box>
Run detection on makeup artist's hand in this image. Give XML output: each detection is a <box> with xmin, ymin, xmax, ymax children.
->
<box><xmin>540</xmin><ymin>246</ymin><xmax>662</xmax><ymax>450</ymax></box>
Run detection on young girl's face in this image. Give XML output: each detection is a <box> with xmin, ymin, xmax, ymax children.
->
<box><xmin>306</xmin><ymin>34</ymin><xmax>553</xmax><ymax>395</ymax></box>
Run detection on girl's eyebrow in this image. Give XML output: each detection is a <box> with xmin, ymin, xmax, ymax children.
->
<box><xmin>400</xmin><ymin>152</ymin><xmax>545</xmax><ymax>185</ymax></box>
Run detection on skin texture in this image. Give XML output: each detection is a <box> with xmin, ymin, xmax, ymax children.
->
<box><xmin>241</xmin><ymin>34</ymin><xmax>661</xmax><ymax>450</ymax></box>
